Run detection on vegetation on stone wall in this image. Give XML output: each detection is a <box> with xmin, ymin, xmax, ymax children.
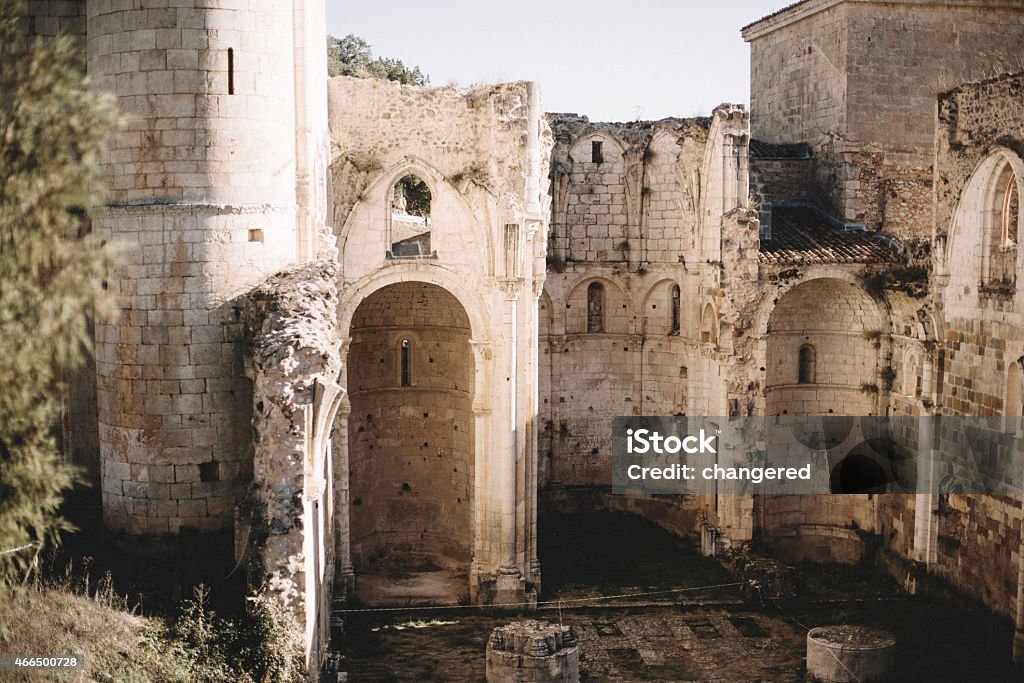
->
<box><xmin>327</xmin><ymin>33</ymin><xmax>429</xmax><ymax>85</ymax></box>
<box><xmin>172</xmin><ymin>585</ymin><xmax>305</xmax><ymax>683</ymax></box>
<box><xmin>0</xmin><ymin>0</ymin><xmax>118</xmax><ymax>583</ymax></box>
<box><xmin>0</xmin><ymin>566</ymin><xmax>304</xmax><ymax>682</ymax></box>
<box><xmin>859</xmin><ymin>265</ymin><xmax>929</xmax><ymax>299</ymax></box>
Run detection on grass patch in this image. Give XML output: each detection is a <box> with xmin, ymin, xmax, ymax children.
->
<box><xmin>0</xmin><ymin>560</ymin><xmax>304</xmax><ymax>683</ymax></box>
<box><xmin>0</xmin><ymin>585</ymin><xmax>185</xmax><ymax>683</ymax></box>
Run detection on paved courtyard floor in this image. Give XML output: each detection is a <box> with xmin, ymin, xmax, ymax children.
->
<box><xmin>338</xmin><ymin>512</ymin><xmax>1023</xmax><ymax>681</ymax></box>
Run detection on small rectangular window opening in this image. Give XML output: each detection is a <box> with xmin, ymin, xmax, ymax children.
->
<box><xmin>591</xmin><ymin>140</ymin><xmax>603</xmax><ymax>164</ymax></box>
<box><xmin>227</xmin><ymin>47</ymin><xmax>235</xmax><ymax>95</ymax></box>
<box><xmin>400</xmin><ymin>339</ymin><xmax>411</xmax><ymax>386</ymax></box>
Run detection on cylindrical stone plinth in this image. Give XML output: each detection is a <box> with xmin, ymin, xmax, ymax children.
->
<box><xmin>486</xmin><ymin>620</ymin><xmax>579</xmax><ymax>683</ymax></box>
<box><xmin>807</xmin><ymin>625</ymin><xmax>895</xmax><ymax>682</ymax></box>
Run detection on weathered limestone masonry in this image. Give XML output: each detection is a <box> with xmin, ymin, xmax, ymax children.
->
<box><xmin>86</xmin><ymin>0</ymin><xmax>330</xmax><ymax>535</ymax></box>
<box><xmin>346</xmin><ymin>281</ymin><xmax>476</xmax><ymax>581</ymax></box>
<box><xmin>327</xmin><ymin>77</ymin><xmax>551</xmax><ymax>605</ymax></box>
<box><xmin>243</xmin><ymin>260</ymin><xmax>342</xmax><ymax>675</ymax></box>
<box><xmin>736</xmin><ymin>2</ymin><xmax>1024</xmax><ymax>661</ymax></box>
<box><xmin>717</xmin><ymin>157</ymin><xmax>912</xmax><ymax>564</ymax></box>
<box><xmin>19</xmin><ymin>0</ymin><xmax>1024</xmax><ymax>670</ymax></box>
<box><xmin>541</xmin><ymin>106</ymin><xmax>755</xmax><ymax>543</ymax></box>
<box><xmin>14</xmin><ymin>0</ymin><xmax>85</xmax><ymax>39</ymax></box>
<box><xmin>743</xmin><ymin>0</ymin><xmax>1024</xmax><ymax>243</ymax></box>
<box><xmin>931</xmin><ymin>71</ymin><xmax>1024</xmax><ymax>658</ymax></box>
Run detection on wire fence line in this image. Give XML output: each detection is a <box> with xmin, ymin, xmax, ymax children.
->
<box><xmin>336</xmin><ymin>581</ymin><xmax>745</xmax><ymax>614</ymax></box>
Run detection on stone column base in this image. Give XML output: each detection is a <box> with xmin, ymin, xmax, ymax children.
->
<box><xmin>473</xmin><ymin>567</ymin><xmax>537</xmax><ymax>608</ymax></box>
<box><xmin>334</xmin><ymin>566</ymin><xmax>355</xmax><ymax>601</ymax></box>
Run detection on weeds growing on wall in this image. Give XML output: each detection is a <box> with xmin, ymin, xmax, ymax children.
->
<box><xmin>173</xmin><ymin>585</ymin><xmax>306</xmax><ymax>683</ymax></box>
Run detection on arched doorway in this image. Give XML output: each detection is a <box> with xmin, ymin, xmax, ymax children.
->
<box><xmin>347</xmin><ymin>281</ymin><xmax>474</xmax><ymax>604</ymax></box>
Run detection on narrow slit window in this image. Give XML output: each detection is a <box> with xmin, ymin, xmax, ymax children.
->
<box><xmin>670</xmin><ymin>284</ymin><xmax>681</xmax><ymax>335</ymax></box>
<box><xmin>227</xmin><ymin>48</ymin><xmax>235</xmax><ymax>95</ymax></box>
<box><xmin>798</xmin><ymin>344</ymin><xmax>816</xmax><ymax>384</ymax></box>
<box><xmin>400</xmin><ymin>339</ymin><xmax>410</xmax><ymax>386</ymax></box>
<box><xmin>591</xmin><ymin>140</ymin><xmax>603</xmax><ymax>164</ymax></box>
<box><xmin>587</xmin><ymin>282</ymin><xmax>604</xmax><ymax>333</ymax></box>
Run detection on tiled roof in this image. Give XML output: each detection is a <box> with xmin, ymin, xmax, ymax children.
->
<box><xmin>750</xmin><ymin>139</ymin><xmax>810</xmax><ymax>159</ymax></box>
<box><xmin>758</xmin><ymin>205</ymin><xmax>905</xmax><ymax>265</ymax></box>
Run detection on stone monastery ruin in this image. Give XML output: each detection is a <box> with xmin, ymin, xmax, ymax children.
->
<box><xmin>16</xmin><ymin>0</ymin><xmax>1024</xmax><ymax>675</ymax></box>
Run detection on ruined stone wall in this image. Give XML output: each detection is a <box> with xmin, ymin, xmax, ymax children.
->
<box><xmin>715</xmin><ymin>251</ymin><xmax>895</xmax><ymax>550</ymax></box>
<box><xmin>347</xmin><ymin>282</ymin><xmax>474</xmax><ymax>571</ymax></box>
<box><xmin>745</xmin><ymin>0</ymin><xmax>1024</xmax><ymax>239</ymax></box>
<box><xmin>876</xmin><ymin>494</ymin><xmax>916</xmax><ymax>563</ymax></box>
<box><xmin>244</xmin><ymin>260</ymin><xmax>342</xmax><ymax>676</ymax></box>
<box><xmin>328</xmin><ymin>76</ymin><xmax>550</xmax><ymax>604</ymax></box>
<box><xmin>329</xmin><ymin>77</ymin><xmax>550</xmax><ymax>282</ymax></box>
<box><xmin>547</xmin><ymin>116</ymin><xmax>709</xmax><ymax>267</ymax></box>
<box><xmin>935</xmin><ymin>71</ymin><xmax>1024</xmax><ymax>275</ymax></box>
<box><xmin>760</xmin><ymin>495</ymin><xmax>877</xmax><ymax>563</ymax></box>
<box><xmin>924</xmin><ymin>71</ymin><xmax>1024</xmax><ymax>621</ymax></box>
<box><xmin>931</xmin><ymin>493</ymin><xmax>1022</xmax><ymax>618</ymax></box>
<box><xmin>934</xmin><ymin>73</ymin><xmax>1024</xmax><ymax>415</ymax></box>
<box><xmin>751</xmin><ymin>158</ymin><xmax>813</xmax><ymax>204</ymax></box>
<box><xmin>539</xmin><ymin>117</ymin><xmax>715</xmax><ymax>490</ymax></box>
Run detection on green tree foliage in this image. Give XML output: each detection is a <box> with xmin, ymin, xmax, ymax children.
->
<box><xmin>327</xmin><ymin>33</ymin><xmax>429</xmax><ymax>85</ymax></box>
<box><xmin>0</xmin><ymin>0</ymin><xmax>118</xmax><ymax>582</ymax></box>
<box><xmin>393</xmin><ymin>175</ymin><xmax>431</xmax><ymax>217</ymax></box>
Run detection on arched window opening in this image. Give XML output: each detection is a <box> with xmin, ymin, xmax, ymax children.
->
<box><xmin>1001</xmin><ymin>171</ymin><xmax>1019</xmax><ymax>244</ymax></box>
<box><xmin>798</xmin><ymin>344</ymin><xmax>816</xmax><ymax>384</ymax></box>
<box><xmin>670</xmin><ymin>284</ymin><xmax>681</xmax><ymax>335</ymax></box>
<box><xmin>904</xmin><ymin>353</ymin><xmax>918</xmax><ymax>397</ymax></box>
<box><xmin>700</xmin><ymin>304</ymin><xmax>717</xmax><ymax>344</ymax></box>
<box><xmin>984</xmin><ymin>162</ymin><xmax>1019</xmax><ymax>286</ymax></box>
<box><xmin>389</xmin><ymin>174</ymin><xmax>432</xmax><ymax>258</ymax></box>
<box><xmin>400</xmin><ymin>339</ymin><xmax>411</xmax><ymax>387</ymax></box>
<box><xmin>587</xmin><ymin>282</ymin><xmax>604</xmax><ymax>333</ymax></box>
<box><xmin>1006</xmin><ymin>358</ymin><xmax>1024</xmax><ymax>419</ymax></box>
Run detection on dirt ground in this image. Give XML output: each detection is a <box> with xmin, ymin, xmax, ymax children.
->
<box><xmin>337</xmin><ymin>512</ymin><xmax>1024</xmax><ymax>682</ymax></box>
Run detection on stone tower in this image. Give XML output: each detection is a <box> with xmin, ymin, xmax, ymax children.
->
<box><xmin>86</xmin><ymin>0</ymin><xmax>329</xmax><ymax>535</ymax></box>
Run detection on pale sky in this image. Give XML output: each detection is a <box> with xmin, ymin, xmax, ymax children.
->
<box><xmin>326</xmin><ymin>1</ymin><xmax>786</xmax><ymax>123</ymax></box>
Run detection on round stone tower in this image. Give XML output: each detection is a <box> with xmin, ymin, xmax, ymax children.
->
<box><xmin>87</xmin><ymin>0</ymin><xmax>321</xmax><ymax>534</ymax></box>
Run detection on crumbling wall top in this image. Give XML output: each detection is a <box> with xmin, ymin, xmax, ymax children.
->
<box><xmin>245</xmin><ymin>259</ymin><xmax>340</xmax><ymax>378</ymax></box>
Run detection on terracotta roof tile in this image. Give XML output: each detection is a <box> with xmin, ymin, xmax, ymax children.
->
<box><xmin>758</xmin><ymin>205</ymin><xmax>904</xmax><ymax>265</ymax></box>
